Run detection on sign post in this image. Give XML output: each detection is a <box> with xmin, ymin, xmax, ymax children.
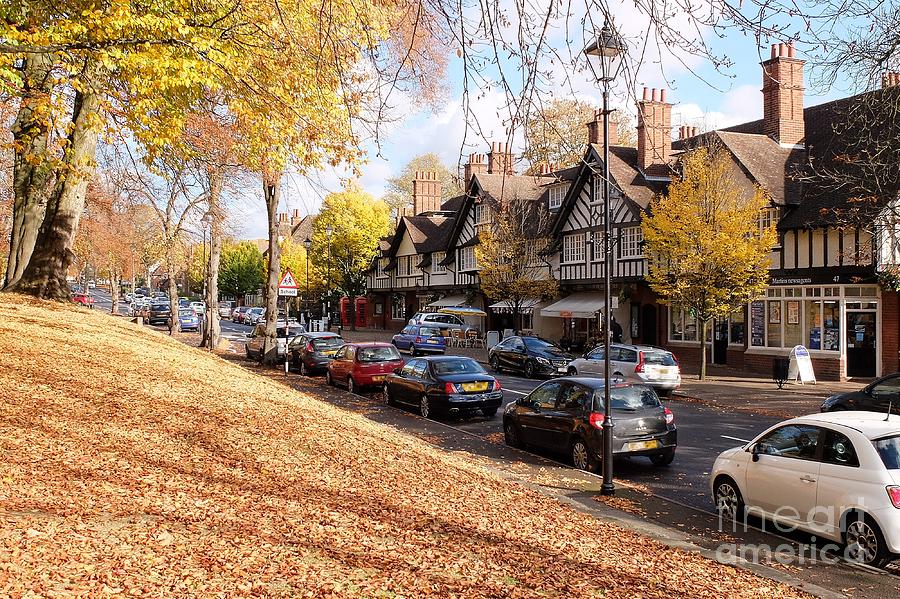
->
<box><xmin>278</xmin><ymin>270</ymin><xmax>299</xmax><ymax>376</ymax></box>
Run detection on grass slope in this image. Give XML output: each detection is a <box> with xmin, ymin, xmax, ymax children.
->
<box><xmin>0</xmin><ymin>295</ymin><xmax>802</xmax><ymax>597</ymax></box>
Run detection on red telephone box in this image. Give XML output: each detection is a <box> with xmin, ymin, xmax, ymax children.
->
<box><xmin>339</xmin><ymin>296</ymin><xmax>368</xmax><ymax>328</ymax></box>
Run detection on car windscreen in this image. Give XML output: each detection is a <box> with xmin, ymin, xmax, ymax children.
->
<box><xmin>178</xmin><ymin>310</ymin><xmax>194</xmax><ymax>317</ymax></box>
<box><xmin>432</xmin><ymin>359</ymin><xmax>486</xmax><ymax>375</ymax></box>
<box><xmin>643</xmin><ymin>351</ymin><xmax>677</xmax><ymax>366</ymax></box>
<box><xmin>276</xmin><ymin>326</ymin><xmax>305</xmax><ymax>338</ymax></box>
<box><xmin>357</xmin><ymin>346</ymin><xmax>401</xmax><ymax>362</ymax></box>
<box><xmin>593</xmin><ymin>386</ymin><xmax>661</xmax><ymax>410</ymax></box>
<box><xmin>873</xmin><ymin>434</ymin><xmax>900</xmax><ymax>469</ymax></box>
<box><xmin>419</xmin><ymin>326</ymin><xmax>443</xmax><ymax>337</ymax></box>
<box><xmin>311</xmin><ymin>337</ymin><xmax>344</xmax><ymax>351</ymax></box>
<box><xmin>523</xmin><ymin>337</ymin><xmax>558</xmax><ymax>351</ymax></box>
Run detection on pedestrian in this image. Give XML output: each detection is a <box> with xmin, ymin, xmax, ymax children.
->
<box><xmin>611</xmin><ymin>317</ymin><xmax>623</xmax><ymax>343</ymax></box>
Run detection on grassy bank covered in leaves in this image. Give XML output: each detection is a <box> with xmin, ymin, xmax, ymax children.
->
<box><xmin>0</xmin><ymin>294</ymin><xmax>803</xmax><ymax>597</ymax></box>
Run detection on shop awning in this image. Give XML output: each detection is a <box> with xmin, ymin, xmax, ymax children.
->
<box><xmin>540</xmin><ymin>293</ymin><xmax>605</xmax><ymax>319</ymax></box>
<box><xmin>489</xmin><ymin>298</ymin><xmax>540</xmax><ymax>314</ymax></box>
<box><xmin>425</xmin><ymin>295</ymin><xmax>468</xmax><ymax>309</ymax></box>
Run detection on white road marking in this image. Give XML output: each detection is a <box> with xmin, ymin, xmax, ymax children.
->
<box><xmin>503</xmin><ymin>388</ymin><xmax>529</xmax><ymax>396</ymax></box>
<box><xmin>720</xmin><ymin>435</ymin><xmax>751</xmax><ymax>444</ymax></box>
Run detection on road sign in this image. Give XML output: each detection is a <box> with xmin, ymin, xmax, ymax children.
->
<box><xmin>278</xmin><ymin>269</ymin><xmax>298</xmax><ymax>297</ymax></box>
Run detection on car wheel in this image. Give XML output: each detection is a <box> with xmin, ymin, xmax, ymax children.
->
<box><xmin>845</xmin><ymin>513</ymin><xmax>893</xmax><ymax>568</ymax></box>
<box><xmin>300</xmin><ymin>361</ymin><xmax>309</xmax><ymax>377</ymax></box>
<box><xmin>347</xmin><ymin>376</ymin><xmax>357</xmax><ymax>394</ymax></box>
<box><xmin>482</xmin><ymin>407</ymin><xmax>497</xmax><ymax>418</ymax></box>
<box><xmin>571</xmin><ymin>438</ymin><xmax>596</xmax><ymax>472</ymax></box>
<box><xmin>490</xmin><ymin>355</ymin><xmax>501</xmax><ymax>373</ymax></box>
<box><xmin>524</xmin><ymin>361</ymin><xmax>536</xmax><ymax>379</ymax></box>
<box><xmin>419</xmin><ymin>395</ymin><xmax>430</xmax><ymax>419</ymax></box>
<box><xmin>410</xmin><ymin>346</ymin><xmax>419</xmax><ymax>357</ymax></box>
<box><xmin>567</xmin><ymin>367</ymin><xmax>578</xmax><ymax>376</ymax></box>
<box><xmin>383</xmin><ymin>384</ymin><xmax>394</xmax><ymax>406</ymax></box>
<box><xmin>503</xmin><ymin>419</ymin><xmax>521</xmax><ymax>448</ymax></box>
<box><xmin>649</xmin><ymin>448</ymin><xmax>675</xmax><ymax>467</ymax></box>
<box><xmin>245</xmin><ymin>344</ymin><xmax>251</xmax><ymax>359</ymax></box>
<box><xmin>325</xmin><ymin>370</ymin><xmax>334</xmax><ymax>386</ymax></box>
<box><xmin>714</xmin><ymin>476</ymin><xmax>745</xmax><ymax>522</ymax></box>
<box><xmin>656</xmin><ymin>389</ymin><xmax>671</xmax><ymax>398</ymax></box>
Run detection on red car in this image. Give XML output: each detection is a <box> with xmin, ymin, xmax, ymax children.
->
<box><xmin>72</xmin><ymin>293</ymin><xmax>95</xmax><ymax>308</ymax></box>
<box><xmin>325</xmin><ymin>342</ymin><xmax>405</xmax><ymax>394</ymax></box>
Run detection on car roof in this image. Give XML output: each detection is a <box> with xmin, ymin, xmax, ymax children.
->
<box><xmin>789</xmin><ymin>412</ymin><xmax>900</xmax><ymax>439</ymax></box>
<box><xmin>304</xmin><ymin>332</ymin><xmax>342</xmax><ymax>338</ymax></box>
<box><xmin>347</xmin><ymin>342</ymin><xmax>394</xmax><ymax>348</ymax></box>
<box><xmin>549</xmin><ymin>376</ymin><xmax>638</xmax><ymax>389</ymax></box>
<box><xmin>419</xmin><ymin>355</ymin><xmax>477</xmax><ymax>362</ymax></box>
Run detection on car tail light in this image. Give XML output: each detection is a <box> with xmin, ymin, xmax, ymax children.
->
<box><xmin>634</xmin><ymin>351</ymin><xmax>645</xmax><ymax>374</ymax></box>
<box><xmin>887</xmin><ymin>486</ymin><xmax>900</xmax><ymax>509</ymax></box>
<box><xmin>589</xmin><ymin>412</ymin><xmax>605</xmax><ymax>429</ymax></box>
<box><xmin>305</xmin><ymin>342</ymin><xmax>314</xmax><ymax>353</ymax></box>
<box><xmin>492</xmin><ymin>380</ymin><xmax>501</xmax><ymax>392</ymax></box>
<box><xmin>664</xmin><ymin>407</ymin><xmax>674</xmax><ymax>425</ymax></box>
<box><xmin>445</xmin><ymin>382</ymin><xmax>460</xmax><ymax>394</ymax></box>
<box><xmin>672</xmin><ymin>353</ymin><xmax>680</xmax><ymax>367</ymax></box>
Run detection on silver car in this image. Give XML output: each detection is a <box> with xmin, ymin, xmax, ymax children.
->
<box><xmin>565</xmin><ymin>343</ymin><xmax>681</xmax><ymax>396</ymax></box>
<box><xmin>245</xmin><ymin>307</ymin><xmax>266</xmax><ymax>325</ymax></box>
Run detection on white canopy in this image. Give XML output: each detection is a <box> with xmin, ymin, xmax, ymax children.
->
<box><xmin>425</xmin><ymin>295</ymin><xmax>468</xmax><ymax>309</ymax></box>
<box><xmin>488</xmin><ymin>298</ymin><xmax>540</xmax><ymax>314</ymax></box>
<box><xmin>540</xmin><ymin>292</ymin><xmax>605</xmax><ymax>319</ymax></box>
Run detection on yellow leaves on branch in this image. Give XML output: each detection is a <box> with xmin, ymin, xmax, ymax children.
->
<box><xmin>641</xmin><ymin>145</ymin><xmax>777</xmax><ymax>322</ymax></box>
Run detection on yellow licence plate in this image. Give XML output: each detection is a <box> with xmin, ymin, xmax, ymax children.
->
<box><xmin>462</xmin><ymin>382</ymin><xmax>488</xmax><ymax>392</ymax></box>
<box><xmin>372</xmin><ymin>375</ymin><xmax>385</xmax><ymax>382</ymax></box>
<box><xmin>323</xmin><ymin>351</ymin><xmax>337</xmax><ymax>357</ymax></box>
<box><xmin>626</xmin><ymin>440</ymin><xmax>660</xmax><ymax>451</ymax></box>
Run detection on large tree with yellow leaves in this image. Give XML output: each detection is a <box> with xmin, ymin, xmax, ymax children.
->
<box><xmin>642</xmin><ymin>144</ymin><xmax>776</xmax><ymax>379</ymax></box>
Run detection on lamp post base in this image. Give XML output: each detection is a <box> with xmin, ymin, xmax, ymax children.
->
<box><xmin>600</xmin><ymin>483</ymin><xmax>615</xmax><ymax>496</ymax></box>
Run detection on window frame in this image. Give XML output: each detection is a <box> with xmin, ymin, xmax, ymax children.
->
<box><xmin>548</xmin><ymin>184</ymin><xmax>566</xmax><ymax>210</ymax></box>
<box><xmin>562</xmin><ymin>233</ymin><xmax>586</xmax><ymax>264</ymax></box>
<box><xmin>458</xmin><ymin>246</ymin><xmax>477</xmax><ymax>271</ymax></box>
<box><xmin>431</xmin><ymin>252</ymin><xmax>446</xmax><ymax>273</ymax></box>
<box><xmin>619</xmin><ymin>226</ymin><xmax>644</xmax><ymax>259</ymax></box>
<box><xmin>755</xmin><ymin>424</ymin><xmax>823</xmax><ymax>462</ymax></box>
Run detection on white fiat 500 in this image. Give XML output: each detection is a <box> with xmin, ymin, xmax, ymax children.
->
<box><xmin>711</xmin><ymin>412</ymin><xmax>900</xmax><ymax>567</ymax></box>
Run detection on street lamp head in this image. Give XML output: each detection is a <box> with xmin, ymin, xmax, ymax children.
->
<box><xmin>584</xmin><ymin>21</ymin><xmax>625</xmax><ymax>83</ymax></box>
<box><xmin>325</xmin><ymin>224</ymin><xmax>333</xmax><ymax>238</ymax></box>
<box><xmin>303</xmin><ymin>237</ymin><xmax>311</xmax><ymax>251</ymax></box>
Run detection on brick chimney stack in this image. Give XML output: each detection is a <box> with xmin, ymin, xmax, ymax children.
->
<box><xmin>636</xmin><ymin>87</ymin><xmax>673</xmax><ymax>176</ymax></box>
<box><xmin>677</xmin><ymin>125</ymin><xmax>699</xmax><ymax>140</ymax></box>
<box><xmin>464</xmin><ymin>153</ymin><xmax>487</xmax><ymax>187</ymax></box>
<box><xmin>487</xmin><ymin>142</ymin><xmax>514</xmax><ymax>175</ymax></box>
<box><xmin>587</xmin><ymin>109</ymin><xmax>618</xmax><ymax>146</ymax></box>
<box><xmin>762</xmin><ymin>42</ymin><xmax>805</xmax><ymax>147</ymax></box>
<box><xmin>411</xmin><ymin>170</ymin><xmax>442</xmax><ymax>215</ymax></box>
<box><xmin>290</xmin><ymin>208</ymin><xmax>301</xmax><ymax>226</ymax></box>
<box><xmin>882</xmin><ymin>72</ymin><xmax>900</xmax><ymax>88</ymax></box>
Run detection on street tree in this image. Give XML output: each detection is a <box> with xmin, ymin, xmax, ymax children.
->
<box><xmin>310</xmin><ymin>185</ymin><xmax>391</xmax><ymax>331</ymax></box>
<box><xmin>642</xmin><ymin>145</ymin><xmax>776</xmax><ymax>379</ymax></box>
<box><xmin>218</xmin><ymin>241</ymin><xmax>265</xmax><ymax>303</ymax></box>
<box><xmin>476</xmin><ymin>199</ymin><xmax>558</xmax><ymax>332</ymax></box>
<box><xmin>382</xmin><ymin>154</ymin><xmax>461</xmax><ymax>219</ymax></box>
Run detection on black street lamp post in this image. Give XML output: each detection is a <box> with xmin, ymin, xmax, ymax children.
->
<box><xmin>303</xmin><ymin>237</ymin><xmax>311</xmax><ymax>323</ymax></box>
<box><xmin>200</xmin><ymin>212</ymin><xmax>212</xmax><ymax>350</ymax></box>
<box><xmin>325</xmin><ymin>224</ymin><xmax>333</xmax><ymax>328</ymax></box>
<box><xmin>584</xmin><ymin>21</ymin><xmax>625</xmax><ymax>497</ymax></box>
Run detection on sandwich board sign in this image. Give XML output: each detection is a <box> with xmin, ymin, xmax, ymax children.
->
<box><xmin>788</xmin><ymin>345</ymin><xmax>816</xmax><ymax>385</ymax></box>
<box><xmin>278</xmin><ymin>269</ymin><xmax>298</xmax><ymax>297</ymax></box>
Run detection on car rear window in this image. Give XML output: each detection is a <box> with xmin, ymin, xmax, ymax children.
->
<box><xmin>178</xmin><ymin>309</ymin><xmax>194</xmax><ymax>317</ymax></box>
<box><xmin>152</xmin><ymin>304</ymin><xmax>169</xmax><ymax>310</ymax></box>
<box><xmin>643</xmin><ymin>351</ymin><xmax>676</xmax><ymax>366</ymax></box>
<box><xmin>432</xmin><ymin>359</ymin><xmax>486</xmax><ymax>375</ymax></box>
<box><xmin>419</xmin><ymin>326</ymin><xmax>442</xmax><ymax>337</ymax></box>
<box><xmin>593</xmin><ymin>386</ymin><xmax>661</xmax><ymax>410</ymax></box>
<box><xmin>276</xmin><ymin>326</ymin><xmax>305</xmax><ymax>338</ymax></box>
<box><xmin>357</xmin><ymin>346</ymin><xmax>401</xmax><ymax>362</ymax></box>
<box><xmin>312</xmin><ymin>337</ymin><xmax>344</xmax><ymax>351</ymax></box>
<box><xmin>874</xmin><ymin>434</ymin><xmax>900</xmax><ymax>469</ymax></box>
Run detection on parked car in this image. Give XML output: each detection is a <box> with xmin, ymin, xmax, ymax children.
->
<box><xmin>488</xmin><ymin>335</ymin><xmax>575</xmax><ymax>378</ymax></box>
<box><xmin>821</xmin><ymin>373</ymin><xmax>900</xmax><ymax>413</ymax></box>
<box><xmin>503</xmin><ymin>378</ymin><xmax>677</xmax><ymax>470</ymax></box>
<box><xmin>288</xmin><ymin>332</ymin><xmax>345</xmax><ymax>375</ymax></box>
<box><xmin>87</xmin><ymin>280</ymin><xmax>96</xmax><ymax>289</ymax></box>
<box><xmin>232</xmin><ymin>306</ymin><xmax>250</xmax><ymax>323</ymax></box>
<box><xmin>72</xmin><ymin>293</ymin><xmax>95</xmax><ymax>308</ymax></box>
<box><xmin>326</xmin><ymin>342</ymin><xmax>405</xmax><ymax>393</ymax></box>
<box><xmin>711</xmin><ymin>411</ymin><xmax>900</xmax><ymax>568</ymax></box>
<box><xmin>218</xmin><ymin>301</ymin><xmax>235</xmax><ymax>318</ymax></box>
<box><xmin>178</xmin><ymin>296</ymin><xmax>190</xmax><ymax>308</ymax></box>
<box><xmin>391</xmin><ymin>323</ymin><xmax>446</xmax><ymax>355</ymax></box>
<box><xmin>148</xmin><ymin>302</ymin><xmax>172</xmax><ymax>325</ymax></box>
<box><xmin>408</xmin><ymin>312</ymin><xmax>472</xmax><ymax>332</ymax></box>
<box><xmin>178</xmin><ymin>308</ymin><xmax>200</xmax><ymax>331</ymax></box>
<box><xmin>188</xmin><ymin>301</ymin><xmax>205</xmax><ymax>315</ymax></box>
<box><xmin>245</xmin><ymin>307</ymin><xmax>266</xmax><ymax>325</ymax></box>
<box><xmin>383</xmin><ymin>356</ymin><xmax>502</xmax><ymax>419</ymax></box>
<box><xmin>245</xmin><ymin>322</ymin><xmax>306</xmax><ymax>360</ymax></box>
<box><xmin>566</xmin><ymin>344</ymin><xmax>682</xmax><ymax>396</ymax></box>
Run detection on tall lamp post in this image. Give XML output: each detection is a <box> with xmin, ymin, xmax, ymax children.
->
<box><xmin>584</xmin><ymin>21</ymin><xmax>625</xmax><ymax>497</ymax></box>
<box><xmin>200</xmin><ymin>212</ymin><xmax>212</xmax><ymax>350</ymax></box>
<box><xmin>303</xmin><ymin>237</ymin><xmax>311</xmax><ymax>324</ymax></box>
<box><xmin>325</xmin><ymin>224</ymin><xmax>333</xmax><ymax>327</ymax></box>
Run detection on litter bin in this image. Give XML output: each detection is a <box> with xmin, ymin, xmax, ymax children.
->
<box><xmin>772</xmin><ymin>357</ymin><xmax>790</xmax><ymax>389</ymax></box>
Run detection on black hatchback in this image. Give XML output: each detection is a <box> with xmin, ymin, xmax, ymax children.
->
<box><xmin>488</xmin><ymin>335</ymin><xmax>575</xmax><ymax>378</ymax></box>
<box><xmin>148</xmin><ymin>302</ymin><xmax>171</xmax><ymax>325</ymax></box>
<box><xmin>820</xmin><ymin>372</ymin><xmax>900</xmax><ymax>413</ymax></box>
<box><xmin>503</xmin><ymin>377</ymin><xmax>677</xmax><ymax>470</ymax></box>
<box><xmin>383</xmin><ymin>356</ymin><xmax>502</xmax><ymax>419</ymax></box>
<box><xmin>288</xmin><ymin>332</ymin><xmax>344</xmax><ymax>375</ymax></box>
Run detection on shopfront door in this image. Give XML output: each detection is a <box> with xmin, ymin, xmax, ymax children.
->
<box><xmin>713</xmin><ymin>319</ymin><xmax>728</xmax><ymax>365</ymax></box>
<box><xmin>846</xmin><ymin>311</ymin><xmax>876</xmax><ymax>378</ymax></box>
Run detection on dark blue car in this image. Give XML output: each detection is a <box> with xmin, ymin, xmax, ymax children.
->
<box><xmin>178</xmin><ymin>308</ymin><xmax>200</xmax><ymax>332</ymax></box>
<box><xmin>392</xmin><ymin>324</ymin><xmax>446</xmax><ymax>356</ymax></box>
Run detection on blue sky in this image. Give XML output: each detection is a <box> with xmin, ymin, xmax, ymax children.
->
<box><xmin>232</xmin><ymin>2</ymin><xmax>852</xmax><ymax>240</ymax></box>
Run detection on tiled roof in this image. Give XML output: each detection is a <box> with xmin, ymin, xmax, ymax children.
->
<box><xmin>589</xmin><ymin>144</ymin><xmax>667</xmax><ymax>209</ymax></box>
<box><xmin>472</xmin><ymin>173</ymin><xmax>545</xmax><ymax>203</ymax></box>
<box><xmin>404</xmin><ymin>215</ymin><xmax>455</xmax><ymax>253</ymax></box>
<box><xmin>715</xmin><ymin>131</ymin><xmax>804</xmax><ymax>206</ymax></box>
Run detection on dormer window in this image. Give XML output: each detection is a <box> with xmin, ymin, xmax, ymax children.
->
<box><xmin>474</xmin><ymin>203</ymin><xmax>489</xmax><ymax>225</ymax></box>
<box><xmin>548</xmin><ymin>184</ymin><xmax>566</xmax><ymax>210</ymax></box>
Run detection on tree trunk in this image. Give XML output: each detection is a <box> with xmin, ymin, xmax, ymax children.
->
<box><xmin>262</xmin><ymin>173</ymin><xmax>282</xmax><ymax>365</ymax></box>
<box><xmin>4</xmin><ymin>52</ymin><xmax>55</xmax><ymax>288</ymax></box>
<box><xmin>699</xmin><ymin>319</ymin><xmax>708</xmax><ymax>380</ymax></box>
<box><xmin>9</xmin><ymin>65</ymin><xmax>101</xmax><ymax>300</ymax></box>
<box><xmin>110</xmin><ymin>270</ymin><xmax>120</xmax><ymax>315</ymax></box>
<box><xmin>165</xmin><ymin>240</ymin><xmax>180</xmax><ymax>334</ymax></box>
<box><xmin>204</xmin><ymin>169</ymin><xmax>224</xmax><ymax>350</ymax></box>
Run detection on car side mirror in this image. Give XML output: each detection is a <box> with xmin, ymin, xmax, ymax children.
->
<box><xmin>751</xmin><ymin>443</ymin><xmax>768</xmax><ymax>462</ymax></box>
<box><xmin>393</xmin><ymin>368</ymin><xmax>402</xmax><ymax>375</ymax></box>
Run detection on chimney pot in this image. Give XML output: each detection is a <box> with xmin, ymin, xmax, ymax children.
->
<box><xmin>779</xmin><ymin>43</ymin><xmax>787</xmax><ymax>57</ymax></box>
<box><xmin>642</xmin><ymin>87</ymin><xmax>650</xmax><ymax>101</ymax></box>
<box><xmin>771</xmin><ymin>44</ymin><xmax>778</xmax><ymax>59</ymax></box>
<box><xmin>787</xmin><ymin>43</ymin><xmax>796</xmax><ymax>58</ymax></box>
<box><xmin>651</xmin><ymin>88</ymin><xmax>658</xmax><ymax>102</ymax></box>
<box><xmin>660</xmin><ymin>88</ymin><xmax>667</xmax><ymax>103</ymax></box>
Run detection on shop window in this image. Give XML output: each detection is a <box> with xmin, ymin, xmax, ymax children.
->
<box><xmin>729</xmin><ymin>310</ymin><xmax>745</xmax><ymax>345</ymax></box>
<box><xmin>767</xmin><ymin>301</ymin><xmax>782</xmax><ymax>347</ymax></box>
<box><xmin>391</xmin><ymin>299</ymin><xmax>406</xmax><ymax>320</ymax></box>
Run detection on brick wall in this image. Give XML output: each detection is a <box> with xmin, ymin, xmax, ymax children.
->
<box><xmin>882</xmin><ymin>291</ymin><xmax>899</xmax><ymax>374</ymax></box>
<box><xmin>762</xmin><ymin>43</ymin><xmax>805</xmax><ymax>146</ymax></box>
<box><xmin>744</xmin><ymin>351</ymin><xmax>844</xmax><ymax>381</ymax></box>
